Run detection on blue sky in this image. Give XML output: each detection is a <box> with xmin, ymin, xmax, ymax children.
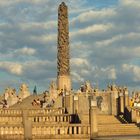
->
<box><xmin>0</xmin><ymin>0</ymin><xmax>140</xmax><ymax>94</ymax></box>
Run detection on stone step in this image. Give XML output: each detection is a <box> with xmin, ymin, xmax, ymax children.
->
<box><xmin>98</xmin><ymin>126</ymin><xmax>139</xmax><ymax>130</ymax></box>
<box><xmin>99</xmin><ymin>130</ymin><xmax>140</xmax><ymax>133</ymax></box>
<box><xmin>98</xmin><ymin>129</ymin><xmax>140</xmax><ymax>133</ymax></box>
<box><xmin>98</xmin><ymin>128</ymin><xmax>139</xmax><ymax>131</ymax></box>
<box><xmin>98</xmin><ymin>128</ymin><xmax>140</xmax><ymax>131</ymax></box>
<box><xmin>98</xmin><ymin>121</ymin><xmax>120</xmax><ymax>124</ymax></box>
<box><xmin>98</xmin><ymin>115</ymin><xmax>120</xmax><ymax>124</ymax></box>
<box><xmin>97</xmin><ymin>115</ymin><xmax>140</xmax><ymax>136</ymax></box>
<box><xmin>98</xmin><ymin>124</ymin><xmax>138</xmax><ymax>128</ymax></box>
<box><xmin>98</xmin><ymin>132</ymin><xmax>140</xmax><ymax>136</ymax></box>
<box><xmin>97</xmin><ymin>115</ymin><xmax>118</xmax><ymax>118</ymax></box>
<box><xmin>98</xmin><ymin>125</ymin><xmax>139</xmax><ymax>129</ymax></box>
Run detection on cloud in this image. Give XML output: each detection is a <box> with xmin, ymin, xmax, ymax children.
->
<box><xmin>71</xmin><ymin>58</ymin><xmax>89</xmax><ymax>67</ymax></box>
<box><xmin>19</xmin><ymin>21</ymin><xmax>57</xmax><ymax>33</ymax></box>
<box><xmin>15</xmin><ymin>47</ymin><xmax>36</xmax><ymax>55</ymax></box>
<box><xmin>71</xmin><ymin>71</ymin><xmax>84</xmax><ymax>83</ymax></box>
<box><xmin>30</xmin><ymin>34</ymin><xmax>57</xmax><ymax>44</ymax></box>
<box><xmin>71</xmin><ymin>23</ymin><xmax>113</xmax><ymax>38</ymax></box>
<box><xmin>0</xmin><ymin>62</ymin><xmax>23</xmax><ymax>75</ymax></box>
<box><xmin>107</xmin><ymin>67</ymin><xmax>117</xmax><ymax>80</ymax></box>
<box><xmin>95</xmin><ymin>33</ymin><xmax>140</xmax><ymax>47</ymax></box>
<box><xmin>71</xmin><ymin>8</ymin><xmax>116</xmax><ymax>25</ymax></box>
<box><xmin>122</xmin><ymin>64</ymin><xmax>140</xmax><ymax>82</ymax></box>
<box><xmin>121</xmin><ymin>0</ymin><xmax>140</xmax><ymax>7</ymax></box>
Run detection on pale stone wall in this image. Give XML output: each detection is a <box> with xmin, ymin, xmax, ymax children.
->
<box><xmin>131</xmin><ymin>108</ymin><xmax>140</xmax><ymax>123</ymax></box>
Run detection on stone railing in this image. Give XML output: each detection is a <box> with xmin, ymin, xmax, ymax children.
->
<box><xmin>0</xmin><ymin>109</ymin><xmax>22</xmax><ymax>116</ymax></box>
<box><xmin>131</xmin><ymin>107</ymin><xmax>140</xmax><ymax>123</ymax></box>
<box><xmin>0</xmin><ymin>117</ymin><xmax>22</xmax><ymax>124</ymax></box>
<box><xmin>32</xmin><ymin>124</ymin><xmax>90</xmax><ymax>139</ymax></box>
<box><xmin>0</xmin><ymin>108</ymin><xmax>65</xmax><ymax>116</ymax></box>
<box><xmin>0</xmin><ymin>125</ymin><xmax>24</xmax><ymax>140</ymax></box>
<box><xmin>0</xmin><ymin>109</ymin><xmax>71</xmax><ymax>125</ymax></box>
<box><xmin>28</xmin><ymin>107</ymin><xmax>65</xmax><ymax>115</ymax></box>
<box><xmin>0</xmin><ymin>124</ymin><xmax>90</xmax><ymax>139</ymax></box>
<box><xmin>29</xmin><ymin>114</ymin><xmax>72</xmax><ymax>124</ymax></box>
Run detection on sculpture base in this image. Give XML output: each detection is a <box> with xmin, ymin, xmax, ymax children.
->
<box><xmin>57</xmin><ymin>75</ymin><xmax>71</xmax><ymax>92</ymax></box>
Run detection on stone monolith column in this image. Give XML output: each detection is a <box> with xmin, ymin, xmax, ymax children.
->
<box><xmin>57</xmin><ymin>2</ymin><xmax>71</xmax><ymax>92</ymax></box>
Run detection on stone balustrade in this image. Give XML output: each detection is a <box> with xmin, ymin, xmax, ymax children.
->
<box><xmin>0</xmin><ymin>124</ymin><xmax>90</xmax><ymax>139</ymax></box>
<box><xmin>0</xmin><ymin>109</ymin><xmax>22</xmax><ymax>116</ymax></box>
<box><xmin>0</xmin><ymin>117</ymin><xmax>22</xmax><ymax>124</ymax></box>
<box><xmin>0</xmin><ymin>108</ymin><xmax>90</xmax><ymax>139</ymax></box>
<box><xmin>0</xmin><ymin>125</ymin><xmax>24</xmax><ymax>139</ymax></box>
<box><xmin>32</xmin><ymin>124</ymin><xmax>90</xmax><ymax>139</ymax></box>
<box><xmin>0</xmin><ymin>108</ymin><xmax>71</xmax><ymax>125</ymax></box>
<box><xmin>0</xmin><ymin>108</ymin><xmax>65</xmax><ymax>116</ymax></box>
<box><xmin>28</xmin><ymin>108</ymin><xmax>65</xmax><ymax>115</ymax></box>
<box><xmin>29</xmin><ymin>114</ymin><xmax>72</xmax><ymax>124</ymax></box>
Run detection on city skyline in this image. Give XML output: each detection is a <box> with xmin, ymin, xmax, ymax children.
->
<box><xmin>0</xmin><ymin>0</ymin><xmax>140</xmax><ymax>93</ymax></box>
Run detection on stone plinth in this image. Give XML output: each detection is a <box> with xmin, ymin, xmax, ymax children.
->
<box><xmin>57</xmin><ymin>75</ymin><xmax>71</xmax><ymax>92</ymax></box>
<box><xmin>24</xmin><ymin>120</ymin><xmax>32</xmax><ymax>140</ymax></box>
<box><xmin>77</xmin><ymin>94</ymin><xmax>89</xmax><ymax>124</ymax></box>
<box><xmin>120</xmin><ymin>93</ymin><xmax>124</xmax><ymax>114</ymax></box>
<box><xmin>90</xmin><ymin>100</ymin><xmax>98</xmax><ymax>139</ymax></box>
<box><xmin>64</xmin><ymin>94</ymin><xmax>73</xmax><ymax>114</ymax></box>
<box><xmin>74</xmin><ymin>95</ymin><xmax>78</xmax><ymax>114</ymax></box>
<box><xmin>124</xmin><ymin>91</ymin><xmax>129</xmax><ymax>107</ymax></box>
<box><xmin>111</xmin><ymin>91</ymin><xmax>118</xmax><ymax>115</ymax></box>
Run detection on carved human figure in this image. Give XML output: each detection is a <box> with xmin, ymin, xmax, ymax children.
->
<box><xmin>57</xmin><ymin>2</ymin><xmax>70</xmax><ymax>76</ymax></box>
<box><xmin>4</xmin><ymin>87</ymin><xmax>18</xmax><ymax>106</ymax></box>
<box><xmin>18</xmin><ymin>83</ymin><xmax>30</xmax><ymax>99</ymax></box>
<box><xmin>49</xmin><ymin>81</ymin><xmax>57</xmax><ymax>99</ymax></box>
<box><xmin>85</xmin><ymin>81</ymin><xmax>92</xmax><ymax>93</ymax></box>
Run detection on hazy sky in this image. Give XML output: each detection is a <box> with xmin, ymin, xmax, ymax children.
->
<box><xmin>0</xmin><ymin>0</ymin><xmax>140</xmax><ymax>94</ymax></box>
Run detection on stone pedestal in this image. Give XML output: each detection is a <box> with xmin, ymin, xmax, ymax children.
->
<box><xmin>22</xmin><ymin>110</ymin><xmax>32</xmax><ymax>140</ymax></box>
<box><xmin>132</xmin><ymin>109</ymin><xmax>137</xmax><ymax>122</ymax></box>
<box><xmin>57</xmin><ymin>75</ymin><xmax>71</xmax><ymax>92</ymax></box>
<box><xmin>78</xmin><ymin>95</ymin><xmax>89</xmax><ymax>124</ymax></box>
<box><xmin>74</xmin><ymin>95</ymin><xmax>78</xmax><ymax>114</ymax></box>
<box><xmin>120</xmin><ymin>94</ymin><xmax>124</xmax><ymax>114</ymax></box>
<box><xmin>125</xmin><ymin>93</ymin><xmax>129</xmax><ymax>107</ymax></box>
<box><xmin>24</xmin><ymin>120</ymin><xmax>32</xmax><ymax>140</ymax></box>
<box><xmin>90</xmin><ymin>100</ymin><xmax>98</xmax><ymax>139</ymax></box>
<box><xmin>64</xmin><ymin>94</ymin><xmax>73</xmax><ymax>114</ymax></box>
<box><xmin>111</xmin><ymin>91</ymin><xmax>118</xmax><ymax>115</ymax></box>
<box><xmin>108</xmin><ymin>93</ymin><xmax>112</xmax><ymax>115</ymax></box>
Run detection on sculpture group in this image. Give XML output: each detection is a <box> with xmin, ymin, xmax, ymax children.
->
<box><xmin>0</xmin><ymin>2</ymin><xmax>139</xmax><ymax>140</ymax></box>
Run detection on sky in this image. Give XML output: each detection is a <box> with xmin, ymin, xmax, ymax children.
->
<box><xmin>0</xmin><ymin>0</ymin><xmax>140</xmax><ymax>94</ymax></box>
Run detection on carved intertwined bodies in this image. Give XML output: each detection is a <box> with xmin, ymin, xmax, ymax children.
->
<box><xmin>57</xmin><ymin>2</ymin><xmax>70</xmax><ymax>76</ymax></box>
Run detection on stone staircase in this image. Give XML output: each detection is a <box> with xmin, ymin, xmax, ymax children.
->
<box><xmin>98</xmin><ymin>115</ymin><xmax>140</xmax><ymax>136</ymax></box>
